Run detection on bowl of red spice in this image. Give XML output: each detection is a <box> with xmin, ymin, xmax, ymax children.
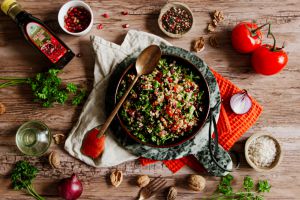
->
<box><xmin>158</xmin><ymin>2</ymin><xmax>194</xmax><ymax>38</ymax></box>
<box><xmin>58</xmin><ymin>0</ymin><xmax>93</xmax><ymax>36</ymax></box>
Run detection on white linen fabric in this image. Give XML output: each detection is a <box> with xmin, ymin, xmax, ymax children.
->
<box><xmin>64</xmin><ymin>30</ymin><xmax>171</xmax><ymax>167</ymax></box>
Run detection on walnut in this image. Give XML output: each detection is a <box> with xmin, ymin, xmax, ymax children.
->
<box><xmin>167</xmin><ymin>186</ymin><xmax>177</xmax><ymax>200</ymax></box>
<box><xmin>187</xmin><ymin>175</ymin><xmax>206</xmax><ymax>191</ymax></box>
<box><xmin>0</xmin><ymin>103</ymin><xmax>6</xmax><ymax>115</ymax></box>
<box><xmin>192</xmin><ymin>37</ymin><xmax>205</xmax><ymax>52</ymax></box>
<box><xmin>53</xmin><ymin>133</ymin><xmax>65</xmax><ymax>145</ymax></box>
<box><xmin>110</xmin><ymin>170</ymin><xmax>123</xmax><ymax>187</ymax></box>
<box><xmin>48</xmin><ymin>151</ymin><xmax>60</xmax><ymax>169</ymax></box>
<box><xmin>207</xmin><ymin>23</ymin><xmax>215</xmax><ymax>33</ymax></box>
<box><xmin>213</xmin><ymin>10</ymin><xmax>225</xmax><ymax>23</ymax></box>
<box><xmin>212</xmin><ymin>19</ymin><xmax>218</xmax><ymax>27</ymax></box>
<box><xmin>137</xmin><ymin>175</ymin><xmax>150</xmax><ymax>187</ymax></box>
<box><xmin>209</xmin><ymin>36</ymin><xmax>219</xmax><ymax>48</ymax></box>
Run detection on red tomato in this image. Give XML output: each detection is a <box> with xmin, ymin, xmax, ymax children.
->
<box><xmin>251</xmin><ymin>44</ymin><xmax>288</xmax><ymax>75</ymax></box>
<box><xmin>166</xmin><ymin>106</ymin><xmax>174</xmax><ymax>117</ymax></box>
<box><xmin>231</xmin><ymin>22</ymin><xmax>263</xmax><ymax>53</ymax></box>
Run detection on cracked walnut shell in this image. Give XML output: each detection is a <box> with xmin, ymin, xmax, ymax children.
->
<box><xmin>167</xmin><ymin>186</ymin><xmax>177</xmax><ymax>200</ymax></box>
<box><xmin>48</xmin><ymin>151</ymin><xmax>60</xmax><ymax>169</ymax></box>
<box><xmin>137</xmin><ymin>175</ymin><xmax>150</xmax><ymax>187</ymax></box>
<box><xmin>110</xmin><ymin>170</ymin><xmax>123</xmax><ymax>187</ymax></box>
<box><xmin>53</xmin><ymin>133</ymin><xmax>66</xmax><ymax>145</ymax></box>
<box><xmin>0</xmin><ymin>103</ymin><xmax>6</xmax><ymax>115</ymax></box>
<box><xmin>192</xmin><ymin>37</ymin><xmax>205</xmax><ymax>52</ymax></box>
<box><xmin>209</xmin><ymin>36</ymin><xmax>219</xmax><ymax>48</ymax></box>
<box><xmin>187</xmin><ymin>175</ymin><xmax>206</xmax><ymax>191</ymax></box>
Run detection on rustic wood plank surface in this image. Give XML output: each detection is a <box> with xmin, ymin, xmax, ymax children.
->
<box><xmin>0</xmin><ymin>0</ymin><xmax>300</xmax><ymax>199</ymax></box>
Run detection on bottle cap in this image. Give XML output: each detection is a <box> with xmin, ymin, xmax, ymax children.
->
<box><xmin>1</xmin><ymin>0</ymin><xmax>17</xmax><ymax>15</ymax></box>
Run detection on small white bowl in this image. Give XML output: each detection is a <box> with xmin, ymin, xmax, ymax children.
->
<box><xmin>58</xmin><ymin>0</ymin><xmax>94</xmax><ymax>36</ymax></box>
<box><xmin>245</xmin><ymin>133</ymin><xmax>282</xmax><ymax>172</ymax></box>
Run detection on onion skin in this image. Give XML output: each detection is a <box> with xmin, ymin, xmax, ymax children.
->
<box><xmin>58</xmin><ymin>174</ymin><xmax>83</xmax><ymax>200</ymax></box>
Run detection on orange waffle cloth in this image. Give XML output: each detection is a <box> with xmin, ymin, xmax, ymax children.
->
<box><xmin>139</xmin><ymin>69</ymin><xmax>263</xmax><ymax>173</ymax></box>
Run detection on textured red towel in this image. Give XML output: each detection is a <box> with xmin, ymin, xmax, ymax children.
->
<box><xmin>139</xmin><ymin>69</ymin><xmax>263</xmax><ymax>173</ymax></box>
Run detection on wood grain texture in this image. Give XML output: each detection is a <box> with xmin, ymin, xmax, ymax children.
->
<box><xmin>1</xmin><ymin>0</ymin><xmax>300</xmax><ymax>199</ymax></box>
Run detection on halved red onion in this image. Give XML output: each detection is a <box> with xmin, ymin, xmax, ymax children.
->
<box><xmin>230</xmin><ymin>90</ymin><xmax>252</xmax><ymax>114</ymax></box>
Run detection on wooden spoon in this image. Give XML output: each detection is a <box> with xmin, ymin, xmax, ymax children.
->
<box><xmin>97</xmin><ymin>45</ymin><xmax>162</xmax><ymax>137</ymax></box>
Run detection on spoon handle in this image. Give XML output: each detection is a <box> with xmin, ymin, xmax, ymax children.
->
<box><xmin>97</xmin><ymin>75</ymin><xmax>140</xmax><ymax>137</ymax></box>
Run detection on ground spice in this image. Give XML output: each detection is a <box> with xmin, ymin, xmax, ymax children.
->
<box><xmin>161</xmin><ymin>6</ymin><xmax>192</xmax><ymax>34</ymax></box>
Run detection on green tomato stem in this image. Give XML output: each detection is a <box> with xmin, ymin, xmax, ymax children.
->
<box><xmin>266</xmin><ymin>24</ymin><xmax>277</xmax><ymax>51</ymax></box>
<box><xmin>251</xmin><ymin>22</ymin><xmax>270</xmax><ymax>34</ymax></box>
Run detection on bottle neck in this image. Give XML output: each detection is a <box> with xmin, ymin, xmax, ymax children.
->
<box><xmin>7</xmin><ymin>3</ymin><xmax>23</xmax><ymax>22</ymax></box>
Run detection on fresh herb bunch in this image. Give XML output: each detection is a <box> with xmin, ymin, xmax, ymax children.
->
<box><xmin>11</xmin><ymin>160</ymin><xmax>45</xmax><ymax>200</ymax></box>
<box><xmin>208</xmin><ymin>174</ymin><xmax>271</xmax><ymax>200</ymax></box>
<box><xmin>0</xmin><ymin>69</ymin><xmax>86</xmax><ymax>107</ymax></box>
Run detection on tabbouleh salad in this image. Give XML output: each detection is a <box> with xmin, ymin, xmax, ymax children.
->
<box><xmin>118</xmin><ymin>58</ymin><xmax>205</xmax><ymax>145</ymax></box>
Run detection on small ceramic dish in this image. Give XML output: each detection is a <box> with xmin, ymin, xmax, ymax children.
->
<box><xmin>58</xmin><ymin>0</ymin><xmax>93</xmax><ymax>36</ymax></box>
<box><xmin>245</xmin><ymin>133</ymin><xmax>282</xmax><ymax>172</ymax></box>
<box><xmin>158</xmin><ymin>2</ymin><xmax>194</xmax><ymax>38</ymax></box>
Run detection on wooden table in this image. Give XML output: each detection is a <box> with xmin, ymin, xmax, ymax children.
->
<box><xmin>1</xmin><ymin>0</ymin><xmax>299</xmax><ymax>199</ymax></box>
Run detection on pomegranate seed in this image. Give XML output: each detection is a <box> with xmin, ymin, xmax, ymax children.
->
<box><xmin>121</xmin><ymin>11</ymin><xmax>128</xmax><ymax>15</ymax></box>
<box><xmin>102</xmin><ymin>13</ymin><xmax>109</xmax><ymax>18</ymax></box>
<box><xmin>64</xmin><ymin>6</ymin><xmax>91</xmax><ymax>33</ymax></box>
<box><xmin>97</xmin><ymin>24</ymin><xmax>103</xmax><ymax>30</ymax></box>
<box><xmin>76</xmin><ymin>53</ymin><xmax>83</xmax><ymax>57</ymax></box>
<box><xmin>122</xmin><ymin>24</ymin><xmax>129</xmax><ymax>28</ymax></box>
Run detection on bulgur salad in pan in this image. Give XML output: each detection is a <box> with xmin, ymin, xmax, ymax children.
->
<box><xmin>117</xmin><ymin>58</ymin><xmax>207</xmax><ymax>146</ymax></box>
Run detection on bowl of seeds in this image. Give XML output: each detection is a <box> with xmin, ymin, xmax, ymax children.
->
<box><xmin>245</xmin><ymin>133</ymin><xmax>282</xmax><ymax>172</ymax></box>
<box><xmin>158</xmin><ymin>2</ymin><xmax>194</xmax><ymax>38</ymax></box>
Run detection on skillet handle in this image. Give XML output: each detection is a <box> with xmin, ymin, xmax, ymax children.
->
<box><xmin>193</xmin><ymin>110</ymin><xmax>233</xmax><ymax>177</ymax></box>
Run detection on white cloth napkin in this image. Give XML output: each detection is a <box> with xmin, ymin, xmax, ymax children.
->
<box><xmin>65</xmin><ymin>30</ymin><xmax>171</xmax><ymax>167</ymax></box>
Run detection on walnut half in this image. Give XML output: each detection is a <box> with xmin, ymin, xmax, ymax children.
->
<box><xmin>192</xmin><ymin>37</ymin><xmax>205</xmax><ymax>53</ymax></box>
<box><xmin>137</xmin><ymin>175</ymin><xmax>150</xmax><ymax>187</ymax></box>
<box><xmin>110</xmin><ymin>170</ymin><xmax>123</xmax><ymax>187</ymax></box>
<box><xmin>48</xmin><ymin>151</ymin><xmax>60</xmax><ymax>169</ymax></box>
<box><xmin>187</xmin><ymin>175</ymin><xmax>206</xmax><ymax>191</ymax></box>
<box><xmin>167</xmin><ymin>186</ymin><xmax>177</xmax><ymax>200</ymax></box>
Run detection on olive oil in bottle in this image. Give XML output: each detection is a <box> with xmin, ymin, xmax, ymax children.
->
<box><xmin>1</xmin><ymin>0</ymin><xmax>75</xmax><ymax>69</ymax></box>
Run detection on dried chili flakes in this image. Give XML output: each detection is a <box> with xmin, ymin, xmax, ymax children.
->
<box><xmin>161</xmin><ymin>6</ymin><xmax>193</xmax><ymax>34</ymax></box>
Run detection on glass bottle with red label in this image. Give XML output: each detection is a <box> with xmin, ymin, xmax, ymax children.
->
<box><xmin>1</xmin><ymin>0</ymin><xmax>75</xmax><ymax>69</ymax></box>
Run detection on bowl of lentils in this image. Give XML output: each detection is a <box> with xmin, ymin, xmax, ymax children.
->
<box><xmin>158</xmin><ymin>2</ymin><xmax>194</xmax><ymax>38</ymax></box>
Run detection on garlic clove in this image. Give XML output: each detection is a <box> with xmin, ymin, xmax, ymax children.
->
<box><xmin>230</xmin><ymin>90</ymin><xmax>252</xmax><ymax>114</ymax></box>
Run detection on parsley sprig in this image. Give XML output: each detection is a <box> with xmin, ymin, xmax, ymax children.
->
<box><xmin>0</xmin><ymin>69</ymin><xmax>86</xmax><ymax>107</ymax></box>
<box><xmin>207</xmin><ymin>174</ymin><xmax>271</xmax><ymax>200</ymax></box>
<box><xmin>11</xmin><ymin>160</ymin><xmax>44</xmax><ymax>200</ymax></box>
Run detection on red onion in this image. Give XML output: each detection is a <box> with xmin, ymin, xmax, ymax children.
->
<box><xmin>230</xmin><ymin>90</ymin><xmax>252</xmax><ymax>114</ymax></box>
<box><xmin>58</xmin><ymin>174</ymin><xmax>83</xmax><ymax>200</ymax></box>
